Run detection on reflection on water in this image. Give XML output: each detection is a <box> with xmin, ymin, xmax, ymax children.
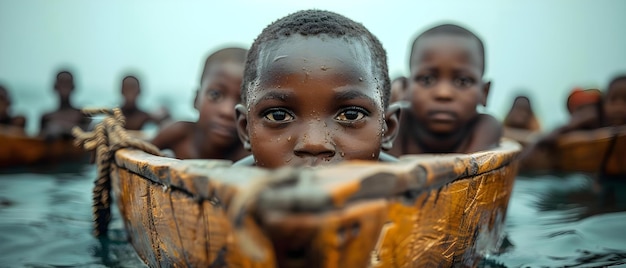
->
<box><xmin>0</xmin><ymin>165</ymin><xmax>144</xmax><ymax>267</ymax></box>
<box><xmin>485</xmin><ymin>173</ymin><xmax>626</xmax><ymax>267</ymax></box>
<box><xmin>1</xmin><ymin>165</ymin><xmax>625</xmax><ymax>267</ymax></box>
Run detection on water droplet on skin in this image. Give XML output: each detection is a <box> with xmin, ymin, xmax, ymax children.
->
<box><xmin>340</xmin><ymin>152</ymin><xmax>345</xmax><ymax>157</ymax></box>
<box><xmin>287</xmin><ymin>136</ymin><xmax>292</xmax><ymax>141</ymax></box>
<box><xmin>359</xmin><ymin>77</ymin><xmax>363</xmax><ymax>82</ymax></box>
<box><xmin>372</xmin><ymin>153</ymin><xmax>376</xmax><ymax>158</ymax></box>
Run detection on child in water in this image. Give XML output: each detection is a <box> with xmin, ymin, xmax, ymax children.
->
<box><xmin>389</xmin><ymin>76</ymin><xmax>408</xmax><ymax>104</ymax></box>
<box><xmin>503</xmin><ymin>95</ymin><xmax>541</xmax><ymax>131</ymax></box>
<box><xmin>0</xmin><ymin>85</ymin><xmax>26</xmax><ymax>133</ymax></box>
<box><xmin>389</xmin><ymin>24</ymin><xmax>502</xmax><ymax>155</ymax></box>
<box><xmin>151</xmin><ymin>47</ymin><xmax>249</xmax><ymax>161</ymax></box>
<box><xmin>603</xmin><ymin>75</ymin><xmax>626</xmax><ymax>127</ymax></box>
<box><xmin>234</xmin><ymin>9</ymin><xmax>400</xmax><ymax>168</ymax></box>
<box><xmin>40</xmin><ymin>70</ymin><xmax>91</xmax><ymax>139</ymax></box>
<box><xmin>119</xmin><ymin>75</ymin><xmax>169</xmax><ymax>131</ymax></box>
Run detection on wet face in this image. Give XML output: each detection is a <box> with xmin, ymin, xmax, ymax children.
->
<box><xmin>238</xmin><ymin>35</ymin><xmax>393</xmax><ymax>168</ymax></box>
<box><xmin>121</xmin><ymin>77</ymin><xmax>140</xmax><ymax>104</ymax></box>
<box><xmin>408</xmin><ymin>35</ymin><xmax>487</xmax><ymax>135</ymax></box>
<box><xmin>197</xmin><ymin>62</ymin><xmax>244</xmax><ymax>147</ymax></box>
<box><xmin>604</xmin><ymin>80</ymin><xmax>626</xmax><ymax>126</ymax></box>
<box><xmin>55</xmin><ymin>72</ymin><xmax>74</xmax><ymax>99</ymax></box>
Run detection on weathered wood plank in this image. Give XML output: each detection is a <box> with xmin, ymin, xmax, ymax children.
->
<box><xmin>110</xmin><ymin>139</ymin><xmax>521</xmax><ymax>267</ymax></box>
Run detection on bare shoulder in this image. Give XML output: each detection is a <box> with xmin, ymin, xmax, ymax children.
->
<box><xmin>464</xmin><ymin>114</ymin><xmax>503</xmax><ymax>153</ymax></box>
<box><xmin>151</xmin><ymin>121</ymin><xmax>194</xmax><ymax>149</ymax></box>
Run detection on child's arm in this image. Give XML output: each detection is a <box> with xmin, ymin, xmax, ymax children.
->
<box><xmin>150</xmin><ymin>121</ymin><xmax>189</xmax><ymax>150</ymax></box>
<box><xmin>464</xmin><ymin>114</ymin><xmax>502</xmax><ymax>153</ymax></box>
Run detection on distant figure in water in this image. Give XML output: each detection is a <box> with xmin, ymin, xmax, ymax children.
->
<box><xmin>40</xmin><ymin>70</ymin><xmax>90</xmax><ymax>139</ymax></box>
<box><xmin>151</xmin><ymin>47</ymin><xmax>249</xmax><ymax>161</ymax></box>
<box><xmin>536</xmin><ymin>88</ymin><xmax>603</xmax><ymax>146</ymax></box>
<box><xmin>503</xmin><ymin>95</ymin><xmax>540</xmax><ymax>131</ymax></box>
<box><xmin>0</xmin><ymin>85</ymin><xmax>26</xmax><ymax>134</ymax></box>
<box><xmin>119</xmin><ymin>75</ymin><xmax>169</xmax><ymax>131</ymax></box>
<box><xmin>603</xmin><ymin>75</ymin><xmax>626</xmax><ymax>127</ymax></box>
<box><xmin>389</xmin><ymin>76</ymin><xmax>408</xmax><ymax>104</ymax></box>
<box><xmin>389</xmin><ymin>23</ymin><xmax>502</xmax><ymax>155</ymax></box>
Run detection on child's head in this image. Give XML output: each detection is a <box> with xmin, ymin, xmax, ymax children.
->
<box><xmin>196</xmin><ymin>47</ymin><xmax>247</xmax><ymax>148</ymax></box>
<box><xmin>121</xmin><ymin>75</ymin><xmax>141</xmax><ymax>104</ymax></box>
<box><xmin>505</xmin><ymin>96</ymin><xmax>534</xmax><ymax>128</ymax></box>
<box><xmin>236</xmin><ymin>9</ymin><xmax>398</xmax><ymax>168</ymax></box>
<box><xmin>390</xmin><ymin>76</ymin><xmax>408</xmax><ymax>104</ymax></box>
<box><xmin>566</xmin><ymin>88</ymin><xmax>601</xmax><ymax>114</ymax></box>
<box><xmin>54</xmin><ymin>70</ymin><xmax>74</xmax><ymax>99</ymax></box>
<box><xmin>604</xmin><ymin>75</ymin><xmax>626</xmax><ymax>126</ymax></box>
<box><xmin>0</xmin><ymin>85</ymin><xmax>10</xmax><ymax>113</ymax></box>
<box><xmin>407</xmin><ymin>23</ymin><xmax>489</xmax><ymax>136</ymax></box>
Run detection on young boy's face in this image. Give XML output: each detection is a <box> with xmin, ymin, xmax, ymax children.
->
<box><xmin>121</xmin><ymin>78</ymin><xmax>140</xmax><ymax>104</ymax></box>
<box><xmin>55</xmin><ymin>73</ymin><xmax>74</xmax><ymax>99</ymax></box>
<box><xmin>408</xmin><ymin>35</ymin><xmax>488</xmax><ymax>135</ymax></box>
<box><xmin>197</xmin><ymin>61</ymin><xmax>243</xmax><ymax>147</ymax></box>
<box><xmin>508</xmin><ymin>98</ymin><xmax>532</xmax><ymax>126</ymax></box>
<box><xmin>237</xmin><ymin>35</ymin><xmax>397</xmax><ymax>168</ymax></box>
<box><xmin>604</xmin><ymin>80</ymin><xmax>626</xmax><ymax>126</ymax></box>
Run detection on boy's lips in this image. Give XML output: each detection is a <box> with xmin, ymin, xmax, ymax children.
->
<box><xmin>210</xmin><ymin>122</ymin><xmax>236</xmax><ymax>137</ymax></box>
<box><xmin>427</xmin><ymin>110</ymin><xmax>457</xmax><ymax>122</ymax></box>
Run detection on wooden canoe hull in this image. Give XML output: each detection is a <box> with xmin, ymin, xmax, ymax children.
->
<box><xmin>110</xmin><ymin>140</ymin><xmax>521</xmax><ymax>267</ymax></box>
<box><xmin>520</xmin><ymin>126</ymin><xmax>626</xmax><ymax>175</ymax></box>
<box><xmin>0</xmin><ymin>133</ymin><xmax>89</xmax><ymax>168</ymax></box>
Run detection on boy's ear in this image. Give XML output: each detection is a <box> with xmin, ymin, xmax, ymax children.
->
<box><xmin>481</xmin><ymin>81</ymin><xmax>492</xmax><ymax>106</ymax></box>
<box><xmin>193</xmin><ymin>89</ymin><xmax>200</xmax><ymax>110</ymax></box>
<box><xmin>381</xmin><ymin>102</ymin><xmax>402</xmax><ymax>151</ymax></box>
<box><xmin>235</xmin><ymin>104</ymin><xmax>251</xmax><ymax>151</ymax></box>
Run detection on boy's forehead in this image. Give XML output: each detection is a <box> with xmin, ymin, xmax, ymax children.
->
<box><xmin>411</xmin><ymin>35</ymin><xmax>483</xmax><ymax>70</ymax></box>
<box><xmin>201</xmin><ymin>61</ymin><xmax>244</xmax><ymax>86</ymax></box>
<box><xmin>256</xmin><ymin>35</ymin><xmax>374</xmax><ymax>82</ymax></box>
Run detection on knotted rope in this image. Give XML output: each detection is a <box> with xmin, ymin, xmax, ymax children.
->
<box><xmin>72</xmin><ymin>108</ymin><xmax>162</xmax><ymax>237</ymax></box>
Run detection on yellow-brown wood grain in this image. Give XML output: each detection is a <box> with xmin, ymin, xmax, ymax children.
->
<box><xmin>108</xmin><ymin>140</ymin><xmax>521</xmax><ymax>267</ymax></box>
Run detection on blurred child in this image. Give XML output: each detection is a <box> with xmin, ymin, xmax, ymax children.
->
<box><xmin>151</xmin><ymin>47</ymin><xmax>249</xmax><ymax>161</ymax></box>
<box><xmin>389</xmin><ymin>76</ymin><xmax>408</xmax><ymax>104</ymax></box>
<box><xmin>389</xmin><ymin>24</ymin><xmax>501</xmax><ymax>155</ymax></box>
<box><xmin>40</xmin><ymin>70</ymin><xmax>90</xmax><ymax>139</ymax></box>
<box><xmin>119</xmin><ymin>75</ymin><xmax>169</xmax><ymax>131</ymax></box>
<box><xmin>504</xmin><ymin>95</ymin><xmax>541</xmax><ymax>131</ymax></box>
<box><xmin>603</xmin><ymin>75</ymin><xmax>626</xmax><ymax>126</ymax></box>
<box><xmin>0</xmin><ymin>85</ymin><xmax>26</xmax><ymax>133</ymax></box>
<box><xmin>233</xmin><ymin>10</ymin><xmax>400</xmax><ymax>168</ymax></box>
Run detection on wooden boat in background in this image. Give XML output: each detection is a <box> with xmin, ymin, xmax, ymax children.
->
<box><xmin>520</xmin><ymin>126</ymin><xmax>626</xmax><ymax>176</ymax></box>
<box><xmin>0</xmin><ymin>130</ymin><xmax>88</xmax><ymax>168</ymax></box>
<box><xmin>105</xmin><ymin>140</ymin><xmax>520</xmax><ymax>267</ymax></box>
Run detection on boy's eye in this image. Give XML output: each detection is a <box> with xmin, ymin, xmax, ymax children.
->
<box><xmin>453</xmin><ymin>77</ymin><xmax>475</xmax><ymax>88</ymax></box>
<box><xmin>263</xmin><ymin>109</ymin><xmax>294</xmax><ymax>122</ymax></box>
<box><xmin>206</xmin><ymin>89</ymin><xmax>222</xmax><ymax>101</ymax></box>
<box><xmin>335</xmin><ymin>107</ymin><xmax>368</xmax><ymax>121</ymax></box>
<box><xmin>415</xmin><ymin>75</ymin><xmax>436</xmax><ymax>87</ymax></box>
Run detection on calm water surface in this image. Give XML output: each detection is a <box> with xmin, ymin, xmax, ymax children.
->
<box><xmin>0</xmin><ymin>165</ymin><xmax>625</xmax><ymax>267</ymax></box>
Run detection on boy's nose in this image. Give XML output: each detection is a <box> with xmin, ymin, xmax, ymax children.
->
<box><xmin>216</xmin><ymin>100</ymin><xmax>236</xmax><ymax>121</ymax></box>
<box><xmin>433</xmin><ymin>83</ymin><xmax>454</xmax><ymax>101</ymax></box>
<box><xmin>293</xmin><ymin>122</ymin><xmax>336</xmax><ymax>159</ymax></box>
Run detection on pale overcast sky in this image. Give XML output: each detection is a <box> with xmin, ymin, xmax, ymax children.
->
<box><xmin>1</xmin><ymin>0</ymin><xmax>625</xmax><ymax>133</ymax></box>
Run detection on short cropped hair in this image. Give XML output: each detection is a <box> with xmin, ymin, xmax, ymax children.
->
<box><xmin>122</xmin><ymin>75</ymin><xmax>140</xmax><ymax>87</ymax></box>
<box><xmin>200</xmin><ymin>47</ymin><xmax>248</xmax><ymax>83</ymax></box>
<box><xmin>242</xmin><ymin>9</ymin><xmax>391</xmax><ymax>107</ymax></box>
<box><xmin>409</xmin><ymin>24</ymin><xmax>486</xmax><ymax>74</ymax></box>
